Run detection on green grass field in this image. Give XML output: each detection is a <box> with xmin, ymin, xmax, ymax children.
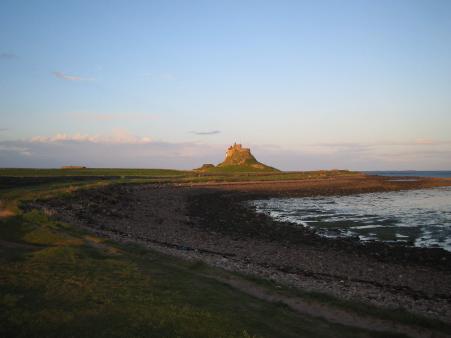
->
<box><xmin>0</xmin><ymin>167</ymin><xmax>359</xmax><ymax>184</ymax></box>
<box><xmin>0</xmin><ymin>168</ymin><xmax>188</xmax><ymax>177</ymax></box>
<box><xmin>1</xmin><ymin>169</ymin><xmax>445</xmax><ymax>337</ymax></box>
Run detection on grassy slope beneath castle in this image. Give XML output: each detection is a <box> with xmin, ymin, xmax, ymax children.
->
<box><xmin>216</xmin><ymin>152</ymin><xmax>280</xmax><ymax>172</ymax></box>
<box><xmin>201</xmin><ymin>164</ymin><xmax>279</xmax><ymax>173</ymax></box>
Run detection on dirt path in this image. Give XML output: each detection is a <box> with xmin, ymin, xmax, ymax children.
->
<box><xmin>211</xmin><ymin>275</ymin><xmax>447</xmax><ymax>338</ymax></box>
<box><xmin>0</xmin><ymin>201</ymin><xmax>14</xmax><ymax>219</ymax></box>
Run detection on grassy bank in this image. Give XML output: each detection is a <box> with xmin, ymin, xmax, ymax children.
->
<box><xmin>0</xmin><ymin>168</ymin><xmax>188</xmax><ymax>177</ymax></box>
<box><xmin>0</xmin><ymin>168</ymin><xmax>361</xmax><ymax>192</ymax></box>
<box><xmin>0</xmin><ymin>167</ymin><xmax>358</xmax><ymax>179</ymax></box>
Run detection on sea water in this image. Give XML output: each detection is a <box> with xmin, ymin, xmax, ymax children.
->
<box><xmin>251</xmin><ymin>186</ymin><xmax>451</xmax><ymax>251</ymax></box>
<box><xmin>365</xmin><ymin>171</ymin><xmax>451</xmax><ymax>178</ymax></box>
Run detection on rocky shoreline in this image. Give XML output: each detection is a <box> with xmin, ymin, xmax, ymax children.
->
<box><xmin>31</xmin><ymin>175</ymin><xmax>451</xmax><ymax>324</ymax></box>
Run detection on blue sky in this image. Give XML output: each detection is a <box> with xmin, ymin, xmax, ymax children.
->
<box><xmin>1</xmin><ymin>0</ymin><xmax>451</xmax><ymax>170</ymax></box>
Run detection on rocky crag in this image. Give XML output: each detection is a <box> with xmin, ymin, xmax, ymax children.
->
<box><xmin>197</xmin><ymin>143</ymin><xmax>278</xmax><ymax>172</ymax></box>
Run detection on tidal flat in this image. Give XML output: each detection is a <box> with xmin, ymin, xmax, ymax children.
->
<box><xmin>251</xmin><ymin>186</ymin><xmax>451</xmax><ymax>251</ymax></box>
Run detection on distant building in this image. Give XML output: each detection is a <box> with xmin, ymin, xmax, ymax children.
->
<box><xmin>226</xmin><ymin>143</ymin><xmax>250</xmax><ymax>158</ymax></box>
<box><xmin>61</xmin><ymin>166</ymin><xmax>87</xmax><ymax>169</ymax></box>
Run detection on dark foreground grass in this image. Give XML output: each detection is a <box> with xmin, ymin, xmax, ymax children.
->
<box><xmin>0</xmin><ymin>176</ymin><xmax>405</xmax><ymax>338</ymax></box>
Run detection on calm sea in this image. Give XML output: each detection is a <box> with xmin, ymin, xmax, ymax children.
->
<box><xmin>364</xmin><ymin>171</ymin><xmax>451</xmax><ymax>178</ymax></box>
<box><xmin>251</xmin><ymin>186</ymin><xmax>451</xmax><ymax>251</ymax></box>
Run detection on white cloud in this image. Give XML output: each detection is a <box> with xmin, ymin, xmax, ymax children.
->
<box><xmin>53</xmin><ymin>71</ymin><xmax>94</xmax><ymax>81</ymax></box>
<box><xmin>31</xmin><ymin>129</ymin><xmax>152</xmax><ymax>144</ymax></box>
<box><xmin>160</xmin><ymin>73</ymin><xmax>175</xmax><ymax>81</ymax></box>
<box><xmin>0</xmin><ymin>144</ymin><xmax>31</xmax><ymax>156</ymax></box>
<box><xmin>252</xmin><ymin>140</ymin><xmax>451</xmax><ymax>170</ymax></box>
<box><xmin>190</xmin><ymin>130</ymin><xmax>221</xmax><ymax>136</ymax></box>
<box><xmin>141</xmin><ymin>72</ymin><xmax>176</xmax><ymax>81</ymax></box>
<box><xmin>70</xmin><ymin>112</ymin><xmax>157</xmax><ymax>122</ymax></box>
<box><xmin>415</xmin><ymin>138</ymin><xmax>435</xmax><ymax>145</ymax></box>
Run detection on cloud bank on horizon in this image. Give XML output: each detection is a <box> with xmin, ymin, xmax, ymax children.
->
<box><xmin>1</xmin><ymin>1</ymin><xmax>451</xmax><ymax>169</ymax></box>
<box><xmin>1</xmin><ymin>130</ymin><xmax>450</xmax><ymax>170</ymax></box>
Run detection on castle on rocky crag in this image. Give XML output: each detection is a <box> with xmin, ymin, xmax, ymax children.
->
<box><xmin>225</xmin><ymin>143</ymin><xmax>251</xmax><ymax>160</ymax></box>
<box><xmin>195</xmin><ymin>142</ymin><xmax>278</xmax><ymax>172</ymax></box>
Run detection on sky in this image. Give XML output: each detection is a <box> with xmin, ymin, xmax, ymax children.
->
<box><xmin>1</xmin><ymin>0</ymin><xmax>451</xmax><ymax>170</ymax></box>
